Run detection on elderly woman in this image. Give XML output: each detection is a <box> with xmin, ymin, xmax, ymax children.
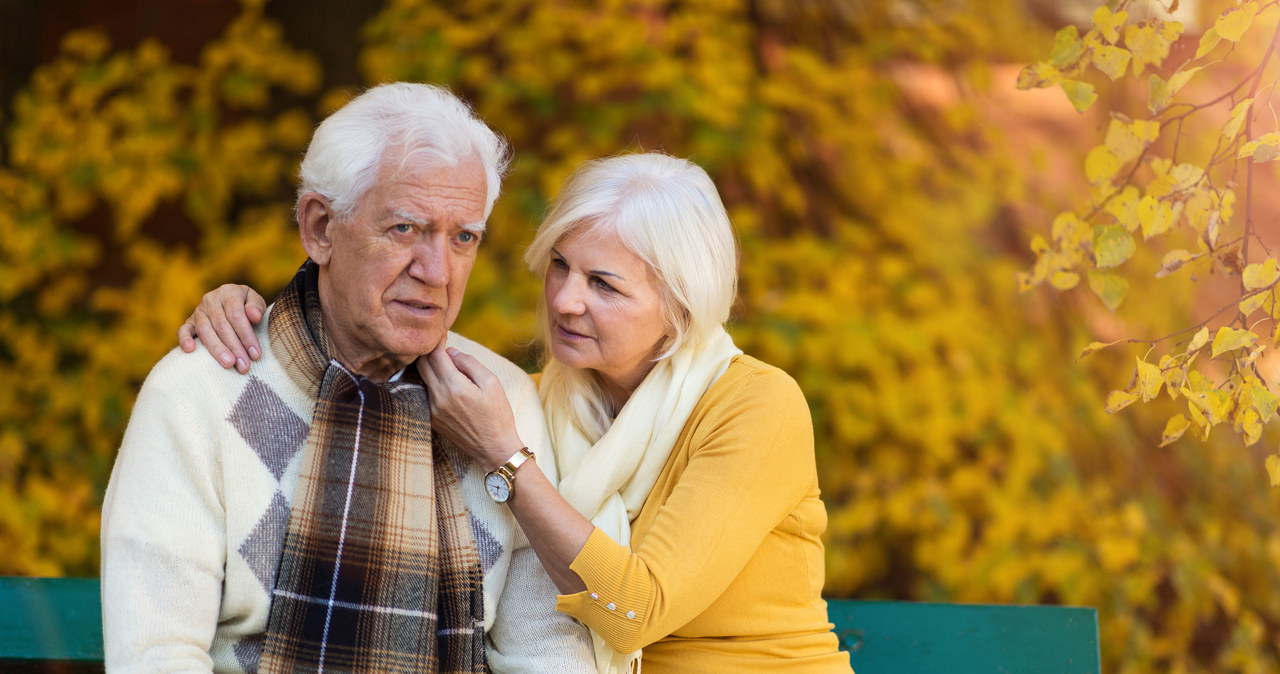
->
<box><xmin>181</xmin><ymin>153</ymin><xmax>851</xmax><ymax>673</ymax></box>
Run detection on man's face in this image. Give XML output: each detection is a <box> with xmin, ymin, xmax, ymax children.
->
<box><xmin>302</xmin><ymin>156</ymin><xmax>488</xmax><ymax>380</ymax></box>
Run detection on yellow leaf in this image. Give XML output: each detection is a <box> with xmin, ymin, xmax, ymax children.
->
<box><xmin>1252</xmin><ymin>385</ymin><xmax>1279</xmax><ymax>423</ymax></box>
<box><xmin>1088</xmin><ymin>269</ymin><xmax>1129</xmax><ymax>311</ymax></box>
<box><xmin>1092</xmin><ymin>45</ymin><xmax>1131</xmax><ymax>81</ymax></box>
<box><xmin>1196</xmin><ymin>27</ymin><xmax>1223</xmax><ymax>58</ymax></box>
<box><xmin>1187</xmin><ymin>327</ymin><xmax>1211</xmax><ymax>353</ymax></box>
<box><xmin>1168</xmin><ymin>66</ymin><xmax>1203</xmax><ymax>95</ymax></box>
<box><xmin>1138</xmin><ymin>196</ymin><xmax>1173</xmax><ymax>239</ymax></box>
<box><xmin>1240</xmin><ymin>292</ymin><xmax>1268</xmax><ymax>317</ymax></box>
<box><xmin>1240</xmin><ymin>408</ymin><xmax>1263</xmax><ymax>446</ymax></box>
<box><xmin>1126</xmin><ymin>23</ymin><xmax>1173</xmax><ymax>76</ymax></box>
<box><xmin>1132</xmin><ymin>119</ymin><xmax>1160</xmax><ymax>144</ymax></box>
<box><xmin>1239</xmin><ymin>133</ymin><xmax>1280</xmax><ymax>163</ymax></box>
<box><xmin>1215</xmin><ymin>2</ymin><xmax>1260</xmax><ymax>43</ymax></box>
<box><xmin>1104</xmin><ymin>185</ymin><xmax>1141</xmax><ymax>230</ymax></box>
<box><xmin>1079</xmin><ymin>341</ymin><xmax>1117</xmax><ymax>359</ymax></box>
<box><xmin>1106</xmin><ymin>389</ymin><xmax>1139</xmax><ymax>413</ymax></box>
<box><xmin>1104</xmin><ymin>119</ymin><xmax>1143</xmax><ymax>163</ymax></box>
<box><xmin>1093</xmin><ymin>5</ymin><xmax>1128</xmax><ymax>44</ymax></box>
<box><xmin>1222</xmin><ymin>98</ymin><xmax>1252</xmax><ymax>143</ymax></box>
<box><xmin>1148</xmin><ymin>74</ymin><xmax>1172</xmax><ymax>114</ymax></box>
<box><xmin>1159</xmin><ymin>414</ymin><xmax>1190</xmax><ymax>446</ymax></box>
<box><xmin>1137</xmin><ymin>358</ymin><xmax>1163</xmax><ymax>401</ymax></box>
<box><xmin>1050</xmin><ymin>270</ymin><xmax>1080</xmax><ymax>290</ymax></box>
<box><xmin>1016</xmin><ymin>62</ymin><xmax>1061</xmax><ymax>90</ymax></box>
<box><xmin>1060</xmin><ymin>79</ymin><xmax>1098</xmax><ymax>113</ymax></box>
<box><xmin>1211</xmin><ymin>326</ymin><xmax>1258</xmax><ymax>357</ymax></box>
<box><xmin>1156</xmin><ymin>249</ymin><xmax>1196</xmax><ymax>278</ymax></box>
<box><xmin>1243</xmin><ymin>258</ymin><xmax>1279</xmax><ymax>291</ymax></box>
<box><xmin>1267</xmin><ymin>455</ymin><xmax>1280</xmax><ymax>487</ymax></box>
<box><xmin>1049</xmin><ymin>25</ymin><xmax>1085</xmax><ymax>67</ymax></box>
<box><xmin>1085</xmin><ymin>145</ymin><xmax>1123</xmax><ymax>185</ymax></box>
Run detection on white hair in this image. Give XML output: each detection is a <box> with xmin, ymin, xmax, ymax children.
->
<box><xmin>526</xmin><ymin>152</ymin><xmax>739</xmax><ymax>436</ymax></box>
<box><xmin>297</xmin><ymin>82</ymin><xmax>510</xmax><ymax>219</ymax></box>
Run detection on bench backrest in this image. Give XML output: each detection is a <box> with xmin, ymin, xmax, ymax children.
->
<box><xmin>0</xmin><ymin>577</ymin><xmax>1100</xmax><ymax>672</ymax></box>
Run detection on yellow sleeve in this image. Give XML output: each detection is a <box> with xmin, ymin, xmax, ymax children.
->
<box><xmin>555</xmin><ymin>365</ymin><xmax>816</xmax><ymax>652</ymax></box>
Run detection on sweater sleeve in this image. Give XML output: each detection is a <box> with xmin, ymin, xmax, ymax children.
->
<box><xmin>556</xmin><ymin>365</ymin><xmax>817</xmax><ymax>652</ymax></box>
<box><xmin>100</xmin><ymin>355</ymin><xmax>227</xmax><ymax>672</ymax></box>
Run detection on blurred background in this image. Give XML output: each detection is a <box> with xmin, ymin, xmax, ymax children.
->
<box><xmin>3</xmin><ymin>0</ymin><xmax>1280</xmax><ymax>671</ymax></box>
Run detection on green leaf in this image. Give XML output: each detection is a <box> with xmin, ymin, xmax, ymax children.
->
<box><xmin>1093</xmin><ymin>5</ymin><xmax>1128</xmax><ymax>44</ymax></box>
<box><xmin>1211</xmin><ymin>326</ymin><xmax>1258</xmax><ymax>357</ymax></box>
<box><xmin>1156</xmin><ymin>249</ymin><xmax>1197</xmax><ymax>278</ymax></box>
<box><xmin>1088</xmin><ymin>269</ymin><xmax>1129</xmax><ymax>311</ymax></box>
<box><xmin>1215</xmin><ymin>2</ymin><xmax>1259</xmax><ymax>43</ymax></box>
<box><xmin>1016</xmin><ymin>62</ymin><xmax>1061</xmax><ymax>90</ymax></box>
<box><xmin>1159</xmin><ymin>414</ymin><xmax>1190</xmax><ymax>446</ymax></box>
<box><xmin>1222</xmin><ymin>98</ymin><xmax>1253</xmax><ymax>143</ymax></box>
<box><xmin>1106</xmin><ymin>389</ymin><xmax>1139</xmax><ymax>413</ymax></box>
<box><xmin>1148</xmin><ymin>74</ymin><xmax>1172</xmax><ymax>114</ymax></box>
<box><xmin>1196</xmin><ymin>27</ymin><xmax>1223</xmax><ymax>59</ymax></box>
<box><xmin>1049</xmin><ymin>25</ymin><xmax>1086</xmax><ymax>67</ymax></box>
<box><xmin>1094</xmin><ymin>224</ymin><xmax>1136</xmax><ymax>268</ymax></box>
<box><xmin>1060</xmin><ymin>79</ymin><xmax>1098</xmax><ymax>113</ymax></box>
<box><xmin>1137</xmin><ymin>358</ymin><xmax>1163</xmax><ymax>401</ymax></box>
<box><xmin>1243</xmin><ymin>258</ymin><xmax>1279</xmax><ymax>290</ymax></box>
<box><xmin>1085</xmin><ymin>145</ymin><xmax>1122</xmax><ymax>185</ymax></box>
<box><xmin>1092</xmin><ymin>45</ymin><xmax>1131</xmax><ymax>81</ymax></box>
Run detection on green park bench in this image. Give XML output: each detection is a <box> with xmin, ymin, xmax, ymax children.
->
<box><xmin>0</xmin><ymin>576</ymin><xmax>1100</xmax><ymax>672</ymax></box>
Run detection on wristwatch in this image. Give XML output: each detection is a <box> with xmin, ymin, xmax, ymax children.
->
<box><xmin>485</xmin><ymin>447</ymin><xmax>534</xmax><ymax>504</ymax></box>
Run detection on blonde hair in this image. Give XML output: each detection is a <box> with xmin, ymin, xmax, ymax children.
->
<box><xmin>526</xmin><ymin>152</ymin><xmax>738</xmax><ymax>439</ymax></box>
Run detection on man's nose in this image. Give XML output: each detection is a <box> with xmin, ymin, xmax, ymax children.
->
<box><xmin>408</xmin><ymin>237</ymin><xmax>450</xmax><ymax>286</ymax></box>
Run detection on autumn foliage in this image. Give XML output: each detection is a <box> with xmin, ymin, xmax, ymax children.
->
<box><xmin>4</xmin><ymin>1</ymin><xmax>1280</xmax><ymax>671</ymax></box>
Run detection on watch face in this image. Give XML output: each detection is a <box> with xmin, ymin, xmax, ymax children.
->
<box><xmin>486</xmin><ymin>472</ymin><xmax>512</xmax><ymax>503</ymax></box>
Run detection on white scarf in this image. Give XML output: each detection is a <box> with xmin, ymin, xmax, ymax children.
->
<box><xmin>541</xmin><ymin>328</ymin><xmax>742</xmax><ymax>674</ymax></box>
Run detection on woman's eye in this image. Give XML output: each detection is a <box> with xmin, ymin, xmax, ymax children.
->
<box><xmin>551</xmin><ymin>256</ymin><xmax>569</xmax><ymax>269</ymax></box>
<box><xmin>591</xmin><ymin>277</ymin><xmax>616</xmax><ymax>293</ymax></box>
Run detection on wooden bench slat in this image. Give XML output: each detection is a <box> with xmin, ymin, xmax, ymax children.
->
<box><xmin>0</xmin><ymin>577</ymin><xmax>104</xmax><ymax>662</ymax></box>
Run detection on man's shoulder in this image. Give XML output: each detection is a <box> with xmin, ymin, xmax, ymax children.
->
<box><xmin>445</xmin><ymin>332</ymin><xmax>537</xmax><ymax>396</ymax></box>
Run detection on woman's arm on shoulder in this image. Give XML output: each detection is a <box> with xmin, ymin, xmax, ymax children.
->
<box><xmin>177</xmin><ymin>284</ymin><xmax>267</xmax><ymax>374</ymax></box>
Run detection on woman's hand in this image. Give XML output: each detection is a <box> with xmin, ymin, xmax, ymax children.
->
<box><xmin>178</xmin><ymin>284</ymin><xmax>267</xmax><ymax>374</ymax></box>
<box><xmin>418</xmin><ymin>345</ymin><xmax>525</xmax><ymax>471</ymax></box>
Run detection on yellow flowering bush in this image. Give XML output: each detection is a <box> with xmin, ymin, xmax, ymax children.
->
<box><xmin>5</xmin><ymin>0</ymin><xmax>1280</xmax><ymax>670</ymax></box>
<box><xmin>0</xmin><ymin>3</ymin><xmax>319</xmax><ymax>575</ymax></box>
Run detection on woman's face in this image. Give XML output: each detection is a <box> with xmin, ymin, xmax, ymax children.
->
<box><xmin>544</xmin><ymin>226</ymin><xmax>669</xmax><ymax>397</ymax></box>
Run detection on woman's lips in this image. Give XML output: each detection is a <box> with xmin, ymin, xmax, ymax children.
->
<box><xmin>555</xmin><ymin>323</ymin><xmax>591</xmax><ymax>340</ymax></box>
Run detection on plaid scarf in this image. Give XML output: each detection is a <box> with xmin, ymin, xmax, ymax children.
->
<box><xmin>260</xmin><ymin>261</ymin><xmax>487</xmax><ymax>673</ymax></box>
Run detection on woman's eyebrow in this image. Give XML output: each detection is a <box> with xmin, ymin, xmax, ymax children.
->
<box><xmin>552</xmin><ymin>246</ymin><xmax>626</xmax><ymax>281</ymax></box>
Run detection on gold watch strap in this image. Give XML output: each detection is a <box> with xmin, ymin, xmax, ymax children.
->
<box><xmin>495</xmin><ymin>446</ymin><xmax>534</xmax><ymax>480</ymax></box>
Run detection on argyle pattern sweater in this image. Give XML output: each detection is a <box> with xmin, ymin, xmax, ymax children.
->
<box><xmin>101</xmin><ymin>308</ymin><xmax>594</xmax><ymax>673</ymax></box>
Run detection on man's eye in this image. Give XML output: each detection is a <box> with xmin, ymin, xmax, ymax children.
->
<box><xmin>393</xmin><ymin>224</ymin><xmax>413</xmax><ymax>234</ymax></box>
<box><xmin>458</xmin><ymin>231</ymin><xmax>478</xmax><ymax>244</ymax></box>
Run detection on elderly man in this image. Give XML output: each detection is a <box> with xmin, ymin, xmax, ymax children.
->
<box><xmin>100</xmin><ymin>83</ymin><xmax>594</xmax><ymax>673</ymax></box>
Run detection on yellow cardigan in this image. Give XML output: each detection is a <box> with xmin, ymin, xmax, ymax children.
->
<box><xmin>555</xmin><ymin>355</ymin><xmax>851</xmax><ymax>672</ymax></box>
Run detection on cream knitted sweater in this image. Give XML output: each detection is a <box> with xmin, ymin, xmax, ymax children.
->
<box><xmin>101</xmin><ymin>309</ymin><xmax>594</xmax><ymax>673</ymax></box>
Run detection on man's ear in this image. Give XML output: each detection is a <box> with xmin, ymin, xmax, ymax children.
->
<box><xmin>297</xmin><ymin>193</ymin><xmax>336</xmax><ymax>265</ymax></box>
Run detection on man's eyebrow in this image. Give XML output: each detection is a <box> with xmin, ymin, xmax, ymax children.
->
<box><xmin>551</xmin><ymin>246</ymin><xmax>624</xmax><ymax>281</ymax></box>
<box><xmin>391</xmin><ymin>210</ymin><xmax>487</xmax><ymax>234</ymax></box>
